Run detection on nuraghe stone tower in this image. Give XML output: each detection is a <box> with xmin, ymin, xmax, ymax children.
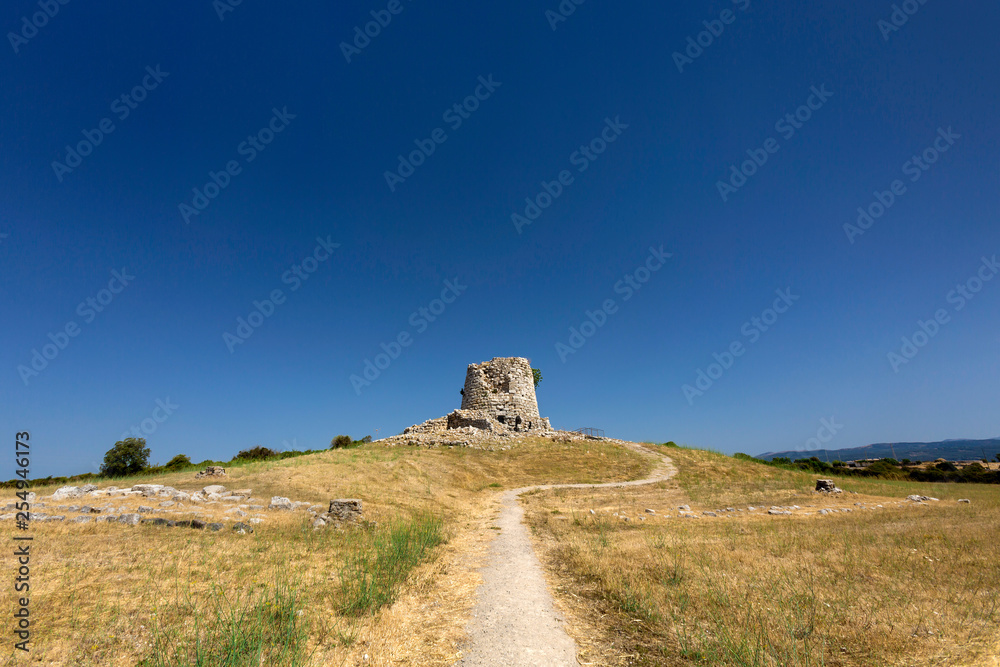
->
<box><xmin>401</xmin><ymin>357</ymin><xmax>552</xmax><ymax>437</ymax></box>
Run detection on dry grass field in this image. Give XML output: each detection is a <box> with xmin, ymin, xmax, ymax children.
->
<box><xmin>522</xmin><ymin>444</ymin><xmax>1000</xmax><ymax>666</ymax></box>
<box><xmin>6</xmin><ymin>438</ymin><xmax>997</xmax><ymax>666</ymax></box>
<box><xmin>0</xmin><ymin>438</ymin><xmax>652</xmax><ymax>666</ymax></box>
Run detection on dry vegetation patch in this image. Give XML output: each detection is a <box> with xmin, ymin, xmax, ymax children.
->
<box><xmin>523</xmin><ymin>445</ymin><xmax>1000</xmax><ymax>666</ymax></box>
<box><xmin>1</xmin><ymin>437</ymin><xmax>651</xmax><ymax>665</ymax></box>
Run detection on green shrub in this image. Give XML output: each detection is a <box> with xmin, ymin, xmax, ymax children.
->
<box><xmin>330</xmin><ymin>435</ymin><xmax>353</xmax><ymax>449</ymax></box>
<box><xmin>100</xmin><ymin>438</ymin><xmax>151</xmax><ymax>477</ymax></box>
<box><xmin>164</xmin><ymin>454</ymin><xmax>191</xmax><ymax>470</ymax></box>
<box><xmin>236</xmin><ymin>446</ymin><xmax>278</xmax><ymax>461</ymax></box>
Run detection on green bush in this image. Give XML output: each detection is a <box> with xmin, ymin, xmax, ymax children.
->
<box><xmin>236</xmin><ymin>446</ymin><xmax>278</xmax><ymax>461</ymax></box>
<box><xmin>330</xmin><ymin>435</ymin><xmax>353</xmax><ymax>449</ymax></box>
<box><xmin>100</xmin><ymin>438</ymin><xmax>151</xmax><ymax>477</ymax></box>
<box><xmin>532</xmin><ymin>368</ymin><xmax>542</xmax><ymax>388</ymax></box>
<box><xmin>164</xmin><ymin>454</ymin><xmax>191</xmax><ymax>470</ymax></box>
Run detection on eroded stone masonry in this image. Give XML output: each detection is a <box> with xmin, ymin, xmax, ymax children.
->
<box><xmin>388</xmin><ymin>357</ymin><xmax>558</xmax><ymax>449</ymax></box>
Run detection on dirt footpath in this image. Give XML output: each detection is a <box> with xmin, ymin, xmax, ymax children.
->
<box><xmin>457</xmin><ymin>443</ymin><xmax>675</xmax><ymax>666</ymax></box>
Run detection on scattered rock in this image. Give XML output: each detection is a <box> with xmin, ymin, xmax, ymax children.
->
<box><xmin>158</xmin><ymin>501</ymin><xmax>175</xmax><ymax>508</ymax></box>
<box><xmin>202</xmin><ymin>485</ymin><xmax>226</xmax><ymax>495</ymax></box>
<box><xmin>815</xmin><ymin>479</ymin><xmax>843</xmax><ymax>493</ymax></box>
<box><xmin>819</xmin><ymin>509</ymin><xmax>829</xmax><ymax>515</ymax></box>
<box><xmin>589</xmin><ymin>509</ymin><xmax>595</xmax><ymax>515</ymax></box>
<box><xmin>702</xmin><ymin>511</ymin><xmax>717</xmax><ymax>517</ymax></box>
<box><xmin>768</xmin><ymin>509</ymin><xmax>792</xmax><ymax>516</ymax></box>
<box><xmin>232</xmin><ymin>522</ymin><xmax>253</xmax><ymax>534</ymax></box>
<box><xmin>195</xmin><ymin>466</ymin><xmax>226</xmax><ymax>479</ymax></box>
<box><xmin>207</xmin><ymin>523</ymin><xmax>224</xmax><ymax>531</ymax></box>
<box><xmin>327</xmin><ymin>499</ymin><xmax>363</xmax><ymax>522</ymax></box>
<box><xmin>907</xmin><ymin>495</ymin><xmax>939</xmax><ymax>502</ymax></box>
<box><xmin>137</xmin><ymin>506</ymin><xmax>154</xmax><ymax>514</ymax></box>
<box><xmin>142</xmin><ymin>518</ymin><xmax>170</xmax><ymax>526</ymax></box>
<box><xmin>248</xmin><ymin>518</ymin><xmax>263</xmax><ymax>524</ymax></box>
<box><xmin>958</xmin><ymin>499</ymin><xmax>971</xmax><ymax>504</ymax></box>
<box><xmin>191</xmin><ymin>519</ymin><xmax>206</xmax><ymax>530</ymax></box>
<box><xmin>269</xmin><ymin>497</ymin><xmax>294</xmax><ymax>511</ymax></box>
<box><xmin>233</xmin><ymin>489</ymin><xmax>252</xmax><ymax>497</ymax></box>
<box><xmin>52</xmin><ymin>486</ymin><xmax>82</xmax><ymax>501</ymax></box>
<box><xmin>71</xmin><ymin>516</ymin><xmax>92</xmax><ymax>523</ymax></box>
<box><xmin>678</xmin><ymin>505</ymin><xmax>691</xmax><ymax>511</ymax></box>
<box><xmin>644</xmin><ymin>508</ymin><xmax>655</xmax><ymax>514</ymax></box>
<box><xmin>118</xmin><ymin>514</ymin><xmax>142</xmax><ymax>526</ymax></box>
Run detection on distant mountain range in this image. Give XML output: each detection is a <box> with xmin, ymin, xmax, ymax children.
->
<box><xmin>756</xmin><ymin>438</ymin><xmax>1000</xmax><ymax>463</ymax></box>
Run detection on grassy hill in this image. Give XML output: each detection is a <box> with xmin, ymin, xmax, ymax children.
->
<box><xmin>0</xmin><ymin>438</ymin><xmax>651</xmax><ymax>666</ymax></box>
<box><xmin>4</xmin><ymin>438</ymin><xmax>999</xmax><ymax>666</ymax></box>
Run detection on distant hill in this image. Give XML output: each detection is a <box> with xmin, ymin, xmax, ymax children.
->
<box><xmin>756</xmin><ymin>438</ymin><xmax>1000</xmax><ymax>463</ymax></box>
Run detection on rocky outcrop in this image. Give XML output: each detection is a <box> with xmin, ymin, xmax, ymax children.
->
<box><xmin>311</xmin><ymin>498</ymin><xmax>363</xmax><ymax>528</ymax></box>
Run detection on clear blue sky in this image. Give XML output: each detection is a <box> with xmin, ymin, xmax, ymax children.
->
<box><xmin>2</xmin><ymin>1</ymin><xmax>998</xmax><ymax>477</ymax></box>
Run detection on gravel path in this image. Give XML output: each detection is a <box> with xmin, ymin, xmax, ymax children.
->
<box><xmin>457</xmin><ymin>442</ymin><xmax>676</xmax><ymax>666</ymax></box>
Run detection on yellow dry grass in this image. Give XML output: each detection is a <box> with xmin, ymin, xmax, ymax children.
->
<box><xmin>522</xmin><ymin>444</ymin><xmax>1000</xmax><ymax>667</ymax></box>
<box><xmin>0</xmin><ymin>438</ymin><xmax>652</xmax><ymax>666</ymax></box>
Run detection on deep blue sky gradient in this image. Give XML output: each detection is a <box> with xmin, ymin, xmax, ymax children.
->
<box><xmin>2</xmin><ymin>1</ymin><xmax>998</xmax><ymax>476</ymax></box>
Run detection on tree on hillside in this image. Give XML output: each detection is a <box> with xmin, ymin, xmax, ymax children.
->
<box><xmin>100</xmin><ymin>437</ymin><xmax>151</xmax><ymax>477</ymax></box>
<box><xmin>532</xmin><ymin>368</ymin><xmax>542</xmax><ymax>388</ymax></box>
<box><xmin>331</xmin><ymin>435</ymin><xmax>352</xmax><ymax>449</ymax></box>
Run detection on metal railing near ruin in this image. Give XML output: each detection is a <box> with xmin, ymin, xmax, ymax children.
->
<box><xmin>571</xmin><ymin>427</ymin><xmax>605</xmax><ymax>438</ymax></box>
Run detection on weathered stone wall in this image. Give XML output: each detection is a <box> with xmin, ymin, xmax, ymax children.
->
<box><xmin>461</xmin><ymin>357</ymin><xmax>539</xmax><ymax>416</ymax></box>
<box><xmin>458</xmin><ymin>357</ymin><xmax>549</xmax><ymax>432</ymax></box>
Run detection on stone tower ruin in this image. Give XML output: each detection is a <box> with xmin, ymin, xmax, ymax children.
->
<box><xmin>450</xmin><ymin>357</ymin><xmax>550</xmax><ymax>432</ymax></box>
<box><xmin>400</xmin><ymin>357</ymin><xmax>552</xmax><ymax>438</ymax></box>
